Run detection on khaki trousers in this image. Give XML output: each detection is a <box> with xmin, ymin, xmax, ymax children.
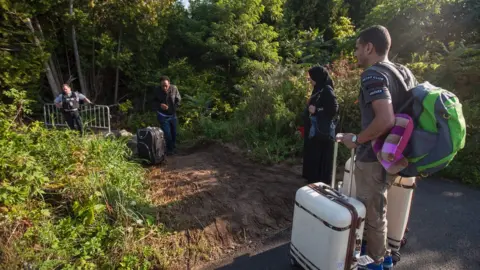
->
<box><xmin>354</xmin><ymin>161</ymin><xmax>397</xmax><ymax>263</ymax></box>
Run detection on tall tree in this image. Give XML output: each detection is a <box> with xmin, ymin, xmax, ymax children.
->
<box><xmin>362</xmin><ymin>0</ymin><xmax>458</xmax><ymax>58</ymax></box>
<box><xmin>192</xmin><ymin>0</ymin><xmax>281</xmax><ymax>83</ymax></box>
<box><xmin>69</xmin><ymin>0</ymin><xmax>88</xmax><ymax>97</ymax></box>
<box><xmin>283</xmin><ymin>0</ymin><xmax>347</xmax><ymax>32</ymax></box>
<box><xmin>0</xmin><ymin>0</ymin><xmax>61</xmax><ymax>98</ymax></box>
<box><xmin>25</xmin><ymin>18</ymin><xmax>61</xmax><ymax>97</ymax></box>
<box><xmin>344</xmin><ymin>0</ymin><xmax>381</xmax><ymax>26</ymax></box>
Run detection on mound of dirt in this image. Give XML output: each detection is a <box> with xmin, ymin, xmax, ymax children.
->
<box><xmin>146</xmin><ymin>142</ymin><xmax>306</xmax><ymax>269</ymax></box>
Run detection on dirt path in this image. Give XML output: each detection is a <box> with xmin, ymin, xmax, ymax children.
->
<box><xmin>146</xmin><ymin>142</ymin><xmax>305</xmax><ymax>269</ymax></box>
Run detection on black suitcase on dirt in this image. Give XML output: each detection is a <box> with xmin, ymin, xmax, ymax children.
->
<box><xmin>136</xmin><ymin>127</ymin><xmax>166</xmax><ymax>165</ymax></box>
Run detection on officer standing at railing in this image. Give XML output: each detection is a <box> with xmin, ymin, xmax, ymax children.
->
<box><xmin>54</xmin><ymin>84</ymin><xmax>92</xmax><ymax>135</ymax></box>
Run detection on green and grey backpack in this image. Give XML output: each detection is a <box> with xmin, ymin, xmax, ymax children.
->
<box><xmin>372</xmin><ymin>62</ymin><xmax>467</xmax><ymax>178</ymax></box>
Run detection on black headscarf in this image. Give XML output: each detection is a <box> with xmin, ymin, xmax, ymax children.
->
<box><xmin>308</xmin><ymin>66</ymin><xmax>334</xmax><ymax>90</ymax></box>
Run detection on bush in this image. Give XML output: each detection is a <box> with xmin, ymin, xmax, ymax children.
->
<box><xmin>183</xmin><ymin>59</ymin><xmax>365</xmax><ymax>165</ymax></box>
<box><xmin>407</xmin><ymin>46</ymin><xmax>480</xmax><ymax>186</ymax></box>
<box><xmin>0</xmin><ymin>89</ymin><xmax>161</xmax><ymax>269</ymax></box>
<box><xmin>179</xmin><ymin>64</ymin><xmax>308</xmax><ymax>164</ymax></box>
<box><xmin>430</xmin><ymin>47</ymin><xmax>480</xmax><ymax>185</ymax></box>
<box><xmin>184</xmin><ymin>50</ymin><xmax>480</xmax><ymax>186</ymax></box>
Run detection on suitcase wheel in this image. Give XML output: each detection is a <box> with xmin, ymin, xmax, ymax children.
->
<box><xmin>391</xmin><ymin>250</ymin><xmax>401</xmax><ymax>265</ymax></box>
<box><xmin>400</xmin><ymin>237</ymin><xmax>407</xmax><ymax>247</ymax></box>
<box><xmin>289</xmin><ymin>256</ymin><xmax>299</xmax><ymax>268</ymax></box>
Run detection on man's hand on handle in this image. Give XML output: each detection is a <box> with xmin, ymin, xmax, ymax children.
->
<box><xmin>336</xmin><ymin>133</ymin><xmax>358</xmax><ymax>149</ymax></box>
<box><xmin>160</xmin><ymin>103</ymin><xmax>169</xmax><ymax>110</ymax></box>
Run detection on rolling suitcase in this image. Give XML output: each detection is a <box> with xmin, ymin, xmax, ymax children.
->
<box><xmin>136</xmin><ymin>127</ymin><xmax>166</xmax><ymax>165</ymax></box>
<box><xmin>339</xmin><ymin>156</ymin><xmax>416</xmax><ymax>263</ymax></box>
<box><xmin>290</xmin><ymin>142</ymin><xmax>370</xmax><ymax>270</ymax></box>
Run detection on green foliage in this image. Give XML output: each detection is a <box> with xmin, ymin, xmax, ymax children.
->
<box><xmin>196</xmin><ymin>0</ymin><xmax>281</xmax><ymax>81</ymax></box>
<box><xmin>0</xmin><ymin>2</ymin><xmax>50</xmax><ymax>96</ymax></box>
<box><xmin>344</xmin><ymin>0</ymin><xmax>380</xmax><ymax>25</ymax></box>
<box><xmin>407</xmin><ymin>46</ymin><xmax>480</xmax><ymax>184</ymax></box>
<box><xmin>284</xmin><ymin>0</ymin><xmax>347</xmax><ymax>32</ymax></box>
<box><xmin>124</xmin><ymin>112</ymin><xmax>158</xmax><ymax>131</ymax></box>
<box><xmin>181</xmin><ymin>59</ymin><xmax>364</xmax><ymax>165</ymax></box>
<box><xmin>330</xmin><ymin>16</ymin><xmax>355</xmax><ymax>40</ymax></box>
<box><xmin>1</xmin><ymin>2</ymin><xmax>480</xmax><ymax>269</ymax></box>
<box><xmin>0</xmin><ymin>89</ymin><xmax>163</xmax><ymax>268</ymax></box>
<box><xmin>118</xmin><ymin>99</ymin><xmax>133</xmax><ymax>114</ymax></box>
<box><xmin>180</xmin><ymin>64</ymin><xmax>308</xmax><ymax>163</ymax></box>
<box><xmin>361</xmin><ymin>0</ymin><xmax>479</xmax><ymax>58</ymax></box>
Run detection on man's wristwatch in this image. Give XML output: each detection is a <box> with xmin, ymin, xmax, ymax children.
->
<box><xmin>351</xmin><ymin>135</ymin><xmax>361</xmax><ymax>145</ymax></box>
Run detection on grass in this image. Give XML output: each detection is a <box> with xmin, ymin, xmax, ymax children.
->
<box><xmin>0</xmin><ymin>119</ymin><xmax>164</xmax><ymax>269</ymax></box>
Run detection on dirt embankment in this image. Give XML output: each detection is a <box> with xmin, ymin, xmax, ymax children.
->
<box><xmin>146</xmin><ymin>142</ymin><xmax>306</xmax><ymax>269</ymax></box>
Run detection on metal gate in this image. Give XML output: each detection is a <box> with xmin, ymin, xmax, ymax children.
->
<box><xmin>43</xmin><ymin>103</ymin><xmax>112</xmax><ymax>134</ymax></box>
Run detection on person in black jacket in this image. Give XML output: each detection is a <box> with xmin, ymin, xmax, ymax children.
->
<box><xmin>154</xmin><ymin>76</ymin><xmax>181</xmax><ymax>155</ymax></box>
<box><xmin>302</xmin><ymin>66</ymin><xmax>339</xmax><ymax>185</ymax></box>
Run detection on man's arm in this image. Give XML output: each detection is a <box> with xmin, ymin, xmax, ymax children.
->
<box><xmin>77</xmin><ymin>92</ymin><xmax>92</xmax><ymax>104</ymax></box>
<box><xmin>173</xmin><ymin>85</ymin><xmax>181</xmax><ymax>106</ymax></box>
<box><xmin>357</xmin><ymin>70</ymin><xmax>395</xmax><ymax>144</ymax></box>
<box><xmin>54</xmin><ymin>95</ymin><xmax>62</xmax><ymax>108</ymax></box>
<box><xmin>340</xmin><ymin>70</ymin><xmax>395</xmax><ymax>148</ymax></box>
<box><xmin>357</xmin><ymin>99</ymin><xmax>395</xmax><ymax>144</ymax></box>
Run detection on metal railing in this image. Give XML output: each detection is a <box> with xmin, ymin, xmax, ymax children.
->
<box><xmin>43</xmin><ymin>103</ymin><xmax>112</xmax><ymax>134</ymax></box>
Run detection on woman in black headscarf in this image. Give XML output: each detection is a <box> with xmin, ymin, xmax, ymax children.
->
<box><xmin>302</xmin><ymin>66</ymin><xmax>339</xmax><ymax>185</ymax></box>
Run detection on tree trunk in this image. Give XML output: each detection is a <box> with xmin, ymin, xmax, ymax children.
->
<box><xmin>24</xmin><ymin>18</ymin><xmax>60</xmax><ymax>97</ymax></box>
<box><xmin>70</xmin><ymin>0</ymin><xmax>89</xmax><ymax>97</ymax></box>
<box><xmin>143</xmin><ymin>89</ymin><xmax>147</xmax><ymax>113</ymax></box>
<box><xmin>114</xmin><ymin>29</ymin><xmax>122</xmax><ymax>104</ymax></box>
<box><xmin>35</xmin><ymin>18</ymin><xmax>63</xmax><ymax>89</ymax></box>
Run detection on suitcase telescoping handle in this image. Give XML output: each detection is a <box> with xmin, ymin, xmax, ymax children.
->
<box><xmin>348</xmin><ymin>147</ymin><xmax>355</xmax><ymax>197</ymax></box>
<box><xmin>331</xmin><ymin>138</ymin><xmax>338</xmax><ymax>189</ymax></box>
<box><xmin>332</xmin><ymin>134</ymin><xmax>356</xmax><ymax>197</ymax></box>
<box><xmin>324</xmin><ymin>140</ymin><xmax>344</xmax><ymax>199</ymax></box>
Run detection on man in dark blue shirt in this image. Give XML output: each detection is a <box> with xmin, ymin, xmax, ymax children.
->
<box><xmin>154</xmin><ymin>76</ymin><xmax>181</xmax><ymax>155</ymax></box>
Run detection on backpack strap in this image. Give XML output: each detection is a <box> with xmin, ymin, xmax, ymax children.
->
<box><xmin>369</xmin><ymin>62</ymin><xmax>409</xmax><ymax>92</ymax></box>
<box><xmin>368</xmin><ymin>62</ymin><xmax>414</xmax><ymax>114</ymax></box>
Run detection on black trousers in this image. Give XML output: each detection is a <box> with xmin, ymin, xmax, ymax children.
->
<box><xmin>302</xmin><ymin>111</ymin><xmax>335</xmax><ymax>185</ymax></box>
<box><xmin>63</xmin><ymin>110</ymin><xmax>83</xmax><ymax>135</ymax></box>
<box><xmin>302</xmin><ymin>134</ymin><xmax>335</xmax><ymax>185</ymax></box>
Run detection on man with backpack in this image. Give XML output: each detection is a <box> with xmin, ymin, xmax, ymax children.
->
<box><xmin>54</xmin><ymin>83</ymin><xmax>92</xmax><ymax>135</ymax></box>
<box><xmin>338</xmin><ymin>25</ymin><xmax>418</xmax><ymax>270</ymax></box>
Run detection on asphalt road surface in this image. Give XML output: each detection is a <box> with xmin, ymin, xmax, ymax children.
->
<box><xmin>211</xmin><ymin>178</ymin><xmax>480</xmax><ymax>270</ymax></box>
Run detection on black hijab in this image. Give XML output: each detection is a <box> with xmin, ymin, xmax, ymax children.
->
<box><xmin>308</xmin><ymin>66</ymin><xmax>334</xmax><ymax>91</ymax></box>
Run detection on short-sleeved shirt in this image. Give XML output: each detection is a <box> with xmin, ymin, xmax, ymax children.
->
<box><xmin>356</xmin><ymin>62</ymin><xmax>418</xmax><ymax>162</ymax></box>
<box><xmin>54</xmin><ymin>91</ymin><xmax>87</xmax><ymax>104</ymax></box>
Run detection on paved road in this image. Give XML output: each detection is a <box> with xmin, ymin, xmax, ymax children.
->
<box><xmin>210</xmin><ymin>178</ymin><xmax>480</xmax><ymax>270</ymax></box>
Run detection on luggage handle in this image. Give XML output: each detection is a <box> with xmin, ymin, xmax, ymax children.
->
<box><xmin>333</xmin><ymin>134</ymin><xmax>356</xmax><ymax>197</ymax></box>
<box><xmin>322</xmin><ymin>185</ymin><xmax>343</xmax><ymax>198</ymax></box>
<box><xmin>348</xmin><ymin>148</ymin><xmax>355</xmax><ymax>197</ymax></box>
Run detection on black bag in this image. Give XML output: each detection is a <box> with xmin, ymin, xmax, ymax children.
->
<box><xmin>136</xmin><ymin>127</ymin><xmax>166</xmax><ymax>165</ymax></box>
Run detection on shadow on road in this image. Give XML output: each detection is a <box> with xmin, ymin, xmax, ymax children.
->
<box><xmin>215</xmin><ymin>243</ymin><xmax>291</xmax><ymax>270</ymax></box>
<box><xmin>213</xmin><ymin>178</ymin><xmax>480</xmax><ymax>270</ymax></box>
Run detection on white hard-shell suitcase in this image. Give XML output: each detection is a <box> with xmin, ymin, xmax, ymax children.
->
<box><xmin>290</xmin><ymin>143</ymin><xmax>368</xmax><ymax>270</ymax></box>
<box><xmin>385</xmin><ymin>176</ymin><xmax>415</xmax><ymax>253</ymax></box>
<box><xmin>339</xmin><ymin>157</ymin><xmax>416</xmax><ymax>254</ymax></box>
